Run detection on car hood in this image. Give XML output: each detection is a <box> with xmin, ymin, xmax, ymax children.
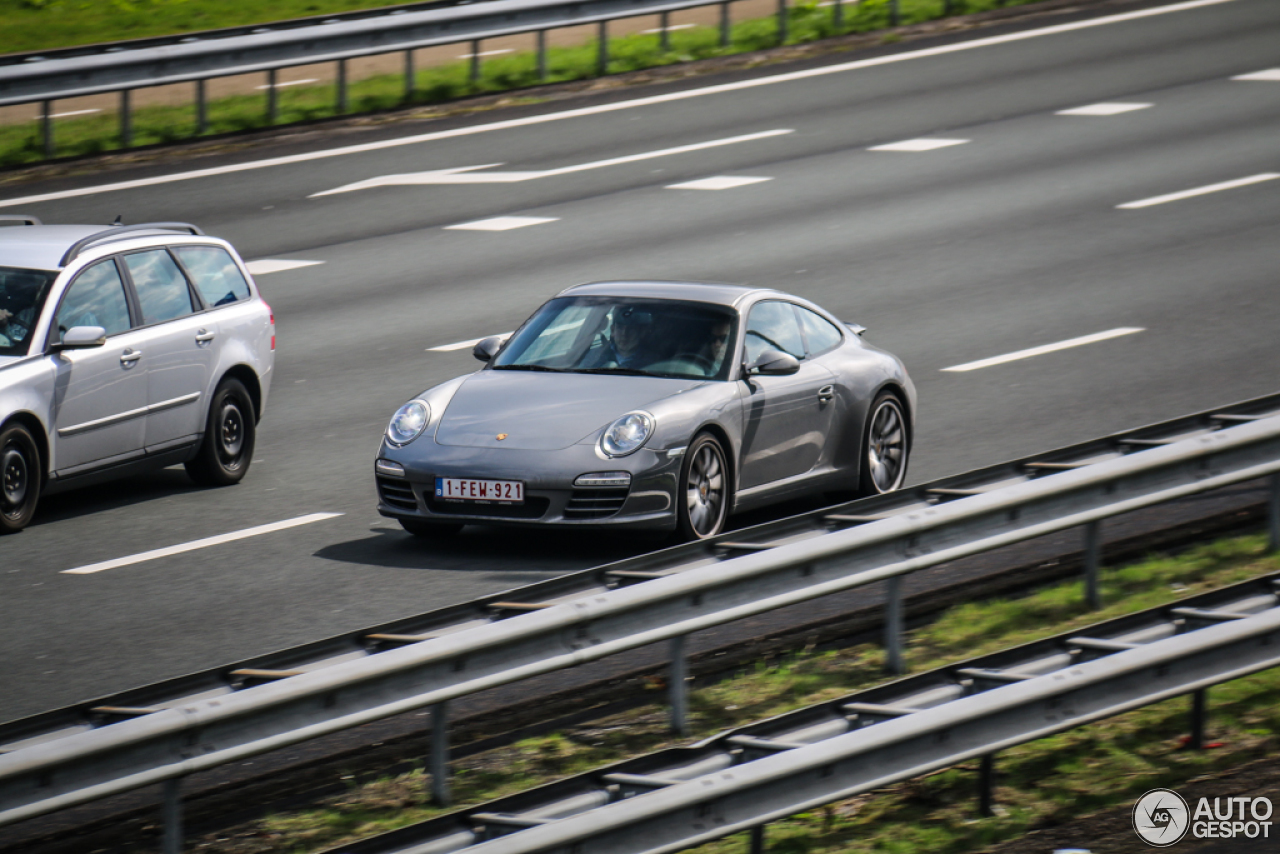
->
<box><xmin>434</xmin><ymin>369</ymin><xmax>703</xmax><ymax>450</ymax></box>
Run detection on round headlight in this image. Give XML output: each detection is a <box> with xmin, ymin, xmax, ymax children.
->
<box><xmin>387</xmin><ymin>400</ymin><xmax>431</xmax><ymax>446</ymax></box>
<box><xmin>600</xmin><ymin>411</ymin><xmax>654</xmax><ymax>457</ymax></box>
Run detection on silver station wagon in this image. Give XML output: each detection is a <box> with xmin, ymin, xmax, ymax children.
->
<box><xmin>0</xmin><ymin>217</ymin><xmax>275</xmax><ymax>534</ymax></box>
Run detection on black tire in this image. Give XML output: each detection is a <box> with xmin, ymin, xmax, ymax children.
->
<box><xmin>0</xmin><ymin>423</ymin><xmax>40</xmax><ymax>535</ymax></box>
<box><xmin>676</xmin><ymin>432</ymin><xmax>730</xmax><ymax>541</ymax></box>
<box><xmin>858</xmin><ymin>392</ymin><xmax>909</xmax><ymax>495</ymax></box>
<box><xmin>186</xmin><ymin>378</ymin><xmax>256</xmax><ymax>486</ymax></box>
<box><xmin>400</xmin><ymin>518</ymin><xmax>464</xmax><ymax>539</ymax></box>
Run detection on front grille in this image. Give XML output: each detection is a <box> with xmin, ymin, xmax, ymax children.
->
<box><xmin>563</xmin><ymin>487</ymin><xmax>629</xmax><ymax>520</ymax></box>
<box><xmin>425</xmin><ymin>495</ymin><xmax>550</xmax><ymax>519</ymax></box>
<box><xmin>377</xmin><ymin>476</ymin><xmax>418</xmax><ymax>512</ymax></box>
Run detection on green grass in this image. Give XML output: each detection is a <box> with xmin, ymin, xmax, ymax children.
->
<box><xmin>1</xmin><ymin>0</ymin><xmax>1048</xmax><ymax>169</ymax></box>
<box><xmin>173</xmin><ymin>532</ymin><xmax>1280</xmax><ymax>854</ymax></box>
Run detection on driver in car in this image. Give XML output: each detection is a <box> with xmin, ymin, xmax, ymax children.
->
<box><xmin>589</xmin><ymin>306</ymin><xmax>656</xmax><ymax>370</ymax></box>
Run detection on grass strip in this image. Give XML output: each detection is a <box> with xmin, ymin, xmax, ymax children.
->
<box><xmin>173</xmin><ymin>531</ymin><xmax>1280</xmax><ymax>854</ymax></box>
<box><xmin>2</xmin><ymin>0</ymin><xmax>1044</xmax><ymax>169</ymax></box>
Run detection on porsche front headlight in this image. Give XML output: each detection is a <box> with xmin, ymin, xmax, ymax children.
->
<box><xmin>386</xmin><ymin>400</ymin><xmax>431</xmax><ymax>446</ymax></box>
<box><xmin>600</xmin><ymin>411</ymin><xmax>654</xmax><ymax>457</ymax></box>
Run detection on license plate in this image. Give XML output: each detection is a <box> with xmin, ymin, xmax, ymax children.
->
<box><xmin>435</xmin><ymin>477</ymin><xmax>524</xmax><ymax>504</ymax></box>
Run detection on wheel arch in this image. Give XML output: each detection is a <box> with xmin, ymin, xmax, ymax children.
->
<box><xmin>2</xmin><ymin>411</ymin><xmax>49</xmax><ymax>486</ymax></box>
<box><xmin>218</xmin><ymin>365</ymin><xmax>263</xmax><ymax>424</ymax></box>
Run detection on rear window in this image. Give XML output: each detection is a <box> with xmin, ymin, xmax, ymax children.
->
<box><xmin>0</xmin><ymin>266</ymin><xmax>56</xmax><ymax>356</ymax></box>
<box><xmin>173</xmin><ymin>245</ymin><xmax>251</xmax><ymax>307</ymax></box>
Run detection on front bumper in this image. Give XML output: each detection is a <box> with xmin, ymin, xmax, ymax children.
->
<box><xmin>375</xmin><ymin>439</ymin><xmax>683</xmax><ymax>530</ymax></box>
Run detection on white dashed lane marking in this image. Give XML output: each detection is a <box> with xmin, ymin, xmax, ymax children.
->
<box><xmin>942</xmin><ymin>328</ymin><xmax>1145</xmax><ymax>372</ymax></box>
<box><xmin>1057</xmin><ymin>102</ymin><xmax>1152</xmax><ymax>115</ymax></box>
<box><xmin>62</xmin><ymin>513</ymin><xmax>344</xmax><ymax>575</ymax></box>
<box><xmin>428</xmin><ymin>332</ymin><xmax>514</xmax><ymax>352</ymax></box>
<box><xmin>1233</xmin><ymin>69</ymin><xmax>1280</xmax><ymax>81</ymax></box>
<box><xmin>245</xmin><ymin>259</ymin><xmax>325</xmax><ymax>275</ymax></box>
<box><xmin>445</xmin><ymin>216</ymin><xmax>558</xmax><ymax>231</ymax></box>
<box><xmin>1117</xmin><ymin>173</ymin><xmax>1279</xmax><ymax>209</ymax></box>
<box><xmin>666</xmin><ymin>176</ymin><xmax>772</xmax><ymax>190</ymax></box>
<box><xmin>869</xmin><ymin>138</ymin><xmax>970</xmax><ymax>152</ymax></box>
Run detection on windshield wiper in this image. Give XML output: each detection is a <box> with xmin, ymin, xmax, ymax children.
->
<box><xmin>575</xmin><ymin>367</ymin><xmax>652</xmax><ymax>377</ymax></box>
<box><xmin>492</xmin><ymin>364</ymin><xmax>564</xmax><ymax>372</ymax></box>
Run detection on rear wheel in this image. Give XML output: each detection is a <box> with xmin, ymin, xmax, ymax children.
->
<box><xmin>858</xmin><ymin>393</ymin><xmax>909</xmax><ymax>495</ymax></box>
<box><xmin>400</xmin><ymin>518</ymin><xmax>464</xmax><ymax>539</ymax></box>
<box><xmin>676</xmin><ymin>432</ymin><xmax>730</xmax><ymax>540</ymax></box>
<box><xmin>186</xmin><ymin>378</ymin><xmax>256</xmax><ymax>486</ymax></box>
<box><xmin>0</xmin><ymin>423</ymin><xmax>40</xmax><ymax>534</ymax></box>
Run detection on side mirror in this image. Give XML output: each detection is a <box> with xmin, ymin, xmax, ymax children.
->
<box><xmin>472</xmin><ymin>336</ymin><xmax>504</xmax><ymax>362</ymax></box>
<box><xmin>52</xmin><ymin>325</ymin><xmax>107</xmax><ymax>351</ymax></box>
<box><xmin>746</xmin><ymin>348</ymin><xmax>801</xmax><ymax>376</ymax></box>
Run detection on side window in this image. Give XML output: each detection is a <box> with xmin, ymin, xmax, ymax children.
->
<box><xmin>745</xmin><ymin>301</ymin><xmax>805</xmax><ymax>364</ymax></box>
<box><xmin>54</xmin><ymin>260</ymin><xmax>132</xmax><ymax>339</ymax></box>
<box><xmin>797</xmin><ymin>306</ymin><xmax>843</xmax><ymax>356</ymax></box>
<box><xmin>172</xmin><ymin>245</ymin><xmax>251</xmax><ymax>307</ymax></box>
<box><xmin>123</xmin><ymin>249</ymin><xmax>195</xmax><ymax>324</ymax></box>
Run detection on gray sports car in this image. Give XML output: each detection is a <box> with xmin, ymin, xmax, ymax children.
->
<box><xmin>375</xmin><ymin>281</ymin><xmax>914</xmax><ymax>540</ymax></box>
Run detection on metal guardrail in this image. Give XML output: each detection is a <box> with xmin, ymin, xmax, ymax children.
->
<box><xmin>330</xmin><ymin>571</ymin><xmax>1280</xmax><ymax>853</ymax></box>
<box><xmin>2</xmin><ymin>403</ymin><xmax>1280</xmax><ymax>845</ymax></box>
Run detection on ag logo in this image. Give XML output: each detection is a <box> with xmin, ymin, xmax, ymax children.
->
<box><xmin>1134</xmin><ymin>788</ymin><xmax>1190</xmax><ymax>846</ymax></box>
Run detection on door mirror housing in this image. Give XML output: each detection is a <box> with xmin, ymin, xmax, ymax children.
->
<box><xmin>472</xmin><ymin>336</ymin><xmax>505</xmax><ymax>362</ymax></box>
<box><xmin>52</xmin><ymin>325</ymin><xmax>107</xmax><ymax>351</ymax></box>
<box><xmin>746</xmin><ymin>348</ymin><xmax>801</xmax><ymax>376</ymax></box>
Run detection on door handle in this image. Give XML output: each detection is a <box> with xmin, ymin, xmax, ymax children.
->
<box><xmin>817</xmin><ymin>385</ymin><xmax>835</xmax><ymax>403</ymax></box>
<box><xmin>120</xmin><ymin>349</ymin><xmax>142</xmax><ymax>365</ymax></box>
<box><xmin>195</xmin><ymin>329</ymin><xmax>216</xmax><ymax>344</ymax></box>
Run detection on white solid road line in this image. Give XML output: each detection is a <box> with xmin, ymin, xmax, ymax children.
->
<box><xmin>429</xmin><ymin>332</ymin><xmax>514</xmax><ymax>351</ymax></box>
<box><xmin>245</xmin><ymin>259</ymin><xmax>325</xmax><ymax>275</ymax></box>
<box><xmin>0</xmin><ymin>0</ymin><xmax>1235</xmax><ymax>208</ymax></box>
<box><xmin>1117</xmin><ymin>173</ymin><xmax>1280</xmax><ymax>209</ymax></box>
<box><xmin>869</xmin><ymin>138</ymin><xmax>969</xmax><ymax>152</ymax></box>
<box><xmin>942</xmin><ymin>327</ymin><xmax>1145</xmax><ymax>372</ymax></box>
<box><xmin>1056</xmin><ymin>102</ymin><xmax>1152</xmax><ymax>115</ymax></box>
<box><xmin>62</xmin><ymin>513</ymin><xmax>344</xmax><ymax>575</ymax></box>
<box><xmin>310</xmin><ymin>129</ymin><xmax>793</xmax><ymax>196</ymax></box>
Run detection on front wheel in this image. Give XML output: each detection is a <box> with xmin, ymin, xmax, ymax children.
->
<box><xmin>858</xmin><ymin>393</ymin><xmax>909</xmax><ymax>495</ymax></box>
<box><xmin>676</xmin><ymin>432</ymin><xmax>731</xmax><ymax>540</ymax></box>
<box><xmin>186</xmin><ymin>378</ymin><xmax>256</xmax><ymax>486</ymax></box>
<box><xmin>1</xmin><ymin>423</ymin><xmax>40</xmax><ymax>534</ymax></box>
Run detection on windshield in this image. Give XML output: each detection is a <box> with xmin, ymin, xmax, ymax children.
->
<box><xmin>0</xmin><ymin>267</ymin><xmax>56</xmax><ymax>357</ymax></box>
<box><xmin>492</xmin><ymin>296</ymin><xmax>738</xmax><ymax>381</ymax></box>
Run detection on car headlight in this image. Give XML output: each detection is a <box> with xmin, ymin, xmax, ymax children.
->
<box><xmin>386</xmin><ymin>400</ymin><xmax>431</xmax><ymax>446</ymax></box>
<box><xmin>600</xmin><ymin>411</ymin><xmax>654</xmax><ymax>457</ymax></box>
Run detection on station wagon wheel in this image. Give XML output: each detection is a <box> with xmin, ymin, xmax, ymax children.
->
<box><xmin>677</xmin><ymin>433</ymin><xmax>730</xmax><ymax>541</ymax></box>
<box><xmin>858</xmin><ymin>393</ymin><xmax>909</xmax><ymax>495</ymax></box>
<box><xmin>186</xmin><ymin>378</ymin><xmax>256</xmax><ymax>486</ymax></box>
<box><xmin>0</xmin><ymin>423</ymin><xmax>40</xmax><ymax>534</ymax></box>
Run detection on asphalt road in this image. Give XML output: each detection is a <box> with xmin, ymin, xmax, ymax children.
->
<box><xmin>1</xmin><ymin>0</ymin><xmax>1277</xmax><ymax>725</ymax></box>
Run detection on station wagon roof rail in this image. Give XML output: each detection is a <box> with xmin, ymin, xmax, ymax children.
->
<box><xmin>58</xmin><ymin>221</ymin><xmax>204</xmax><ymax>267</ymax></box>
<box><xmin>0</xmin><ymin>215</ymin><xmax>42</xmax><ymax>227</ymax></box>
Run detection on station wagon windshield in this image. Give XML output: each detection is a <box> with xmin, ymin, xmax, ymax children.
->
<box><xmin>0</xmin><ymin>267</ymin><xmax>56</xmax><ymax>356</ymax></box>
<box><xmin>493</xmin><ymin>297</ymin><xmax>738</xmax><ymax>381</ymax></box>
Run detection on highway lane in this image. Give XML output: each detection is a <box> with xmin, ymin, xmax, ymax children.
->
<box><xmin>0</xmin><ymin>0</ymin><xmax>1277</xmax><ymax>723</ymax></box>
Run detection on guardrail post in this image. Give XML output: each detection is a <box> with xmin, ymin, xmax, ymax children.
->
<box><xmin>669</xmin><ymin>635</ymin><xmax>689</xmax><ymax>735</ymax></box>
<box><xmin>195</xmin><ymin>79</ymin><xmax>207</xmax><ymax>135</ymax></box>
<box><xmin>776</xmin><ymin>0</ymin><xmax>788</xmax><ymax>45</ymax></box>
<box><xmin>470</xmin><ymin>40</ymin><xmax>482</xmax><ymax>84</ymax></box>
<box><xmin>120</xmin><ymin>89</ymin><xmax>132</xmax><ymax>148</ymax></box>
<box><xmin>266</xmin><ymin>69</ymin><xmax>278</xmax><ymax>124</ymax></box>
<box><xmin>1268</xmin><ymin>473</ymin><xmax>1280</xmax><ymax>554</ymax></box>
<box><xmin>1189</xmin><ymin>689</ymin><xmax>1207</xmax><ymax>750</ymax></box>
<box><xmin>884</xmin><ymin>575</ymin><xmax>904</xmax><ymax>674</ymax></box>
<box><xmin>832</xmin><ymin>0</ymin><xmax>843</xmax><ymax>32</ymax></box>
<box><xmin>430</xmin><ymin>701</ymin><xmax>451</xmax><ymax>805</ymax></box>
<box><xmin>890</xmin><ymin>0</ymin><xmax>900</xmax><ymax>26</ymax></box>
<box><xmin>41</xmin><ymin>100</ymin><xmax>54</xmax><ymax>158</ymax></box>
<box><xmin>162</xmin><ymin>778</ymin><xmax>183</xmax><ymax>854</ymax></box>
<box><xmin>1083</xmin><ymin>520</ymin><xmax>1102</xmax><ymax>610</ymax></box>
<box><xmin>660</xmin><ymin>11</ymin><xmax>671</xmax><ymax>52</ymax></box>
<box><xmin>720</xmin><ymin>2</ymin><xmax>731</xmax><ymax>47</ymax></box>
<box><xmin>978</xmin><ymin>754</ymin><xmax>996</xmax><ymax>817</ymax></box>
<box><xmin>404</xmin><ymin>49</ymin><xmax>416</xmax><ymax>101</ymax></box>
<box><xmin>749</xmin><ymin>824</ymin><xmax>766</xmax><ymax>853</ymax></box>
<box><xmin>597</xmin><ymin>21</ymin><xmax>609</xmax><ymax>75</ymax></box>
<box><xmin>537</xmin><ymin>30</ymin><xmax>549</xmax><ymax>80</ymax></box>
<box><xmin>336</xmin><ymin>59</ymin><xmax>349</xmax><ymax>114</ymax></box>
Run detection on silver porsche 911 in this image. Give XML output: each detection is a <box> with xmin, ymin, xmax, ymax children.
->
<box><xmin>374</xmin><ymin>281</ymin><xmax>915</xmax><ymax>541</ymax></box>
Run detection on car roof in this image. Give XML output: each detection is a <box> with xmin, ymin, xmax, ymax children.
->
<box><xmin>0</xmin><ymin>223</ymin><xmax>211</xmax><ymax>272</ymax></box>
<box><xmin>558</xmin><ymin>280</ymin><xmax>783</xmax><ymax>308</ymax></box>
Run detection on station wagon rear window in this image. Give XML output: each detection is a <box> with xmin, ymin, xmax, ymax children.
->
<box><xmin>0</xmin><ymin>266</ymin><xmax>56</xmax><ymax>356</ymax></box>
<box><xmin>173</xmin><ymin>245</ymin><xmax>251</xmax><ymax>307</ymax></box>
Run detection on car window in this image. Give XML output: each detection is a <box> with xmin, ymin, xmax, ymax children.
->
<box><xmin>172</xmin><ymin>245</ymin><xmax>251</xmax><ymax>307</ymax></box>
<box><xmin>123</xmin><ymin>249</ymin><xmax>194</xmax><ymax>324</ymax></box>
<box><xmin>0</xmin><ymin>266</ymin><xmax>56</xmax><ymax>355</ymax></box>
<box><xmin>797</xmin><ymin>306</ymin><xmax>843</xmax><ymax>356</ymax></box>
<box><xmin>745</xmin><ymin>300</ymin><xmax>805</xmax><ymax>364</ymax></box>
<box><xmin>54</xmin><ymin>260</ymin><xmax>132</xmax><ymax>339</ymax></box>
